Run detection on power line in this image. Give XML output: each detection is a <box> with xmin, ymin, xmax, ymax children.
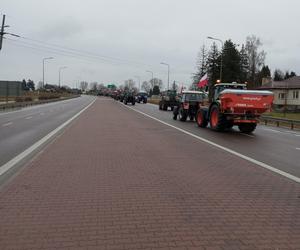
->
<box><xmin>5</xmin><ymin>38</ymin><xmax>127</xmax><ymax>67</ymax></box>
<box><xmin>19</xmin><ymin>36</ymin><xmax>152</xmax><ymax>67</ymax></box>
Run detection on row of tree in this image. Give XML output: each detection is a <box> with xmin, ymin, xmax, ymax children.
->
<box><xmin>22</xmin><ymin>79</ymin><xmax>35</xmax><ymax>91</ymax></box>
<box><xmin>192</xmin><ymin>35</ymin><xmax>297</xmax><ymax>94</ymax></box>
<box><xmin>273</xmin><ymin>70</ymin><xmax>297</xmax><ymax>81</ymax></box>
<box><xmin>79</xmin><ymin>78</ymin><xmax>166</xmax><ymax>95</ymax></box>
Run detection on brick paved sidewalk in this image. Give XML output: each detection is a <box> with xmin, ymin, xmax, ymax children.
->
<box><xmin>0</xmin><ymin>98</ymin><xmax>299</xmax><ymax>250</ymax></box>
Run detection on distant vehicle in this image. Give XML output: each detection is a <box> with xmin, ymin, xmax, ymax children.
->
<box><xmin>111</xmin><ymin>90</ymin><xmax>119</xmax><ymax>100</ymax></box>
<box><xmin>136</xmin><ymin>92</ymin><xmax>148</xmax><ymax>104</ymax></box>
<box><xmin>195</xmin><ymin>83</ymin><xmax>274</xmax><ymax>133</ymax></box>
<box><xmin>173</xmin><ymin>91</ymin><xmax>207</xmax><ymax>121</ymax></box>
<box><xmin>123</xmin><ymin>91</ymin><xmax>136</xmax><ymax>105</ymax></box>
<box><xmin>159</xmin><ymin>90</ymin><xmax>179</xmax><ymax>111</ymax></box>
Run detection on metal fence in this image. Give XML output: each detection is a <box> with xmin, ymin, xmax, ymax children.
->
<box><xmin>260</xmin><ymin>116</ymin><xmax>300</xmax><ymax>130</ymax></box>
<box><xmin>0</xmin><ymin>81</ymin><xmax>23</xmax><ymax>101</ymax></box>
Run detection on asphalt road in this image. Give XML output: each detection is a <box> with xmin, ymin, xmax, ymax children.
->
<box><xmin>0</xmin><ymin>95</ymin><xmax>95</xmax><ymax>167</ymax></box>
<box><xmin>127</xmin><ymin>101</ymin><xmax>300</xmax><ymax>178</ymax></box>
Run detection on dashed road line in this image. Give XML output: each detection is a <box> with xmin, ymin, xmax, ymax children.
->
<box><xmin>25</xmin><ymin>116</ymin><xmax>33</xmax><ymax>120</ymax></box>
<box><xmin>124</xmin><ymin>104</ymin><xmax>300</xmax><ymax>184</ymax></box>
<box><xmin>240</xmin><ymin>133</ymin><xmax>255</xmax><ymax>138</ymax></box>
<box><xmin>261</xmin><ymin>127</ymin><xmax>300</xmax><ymax>136</ymax></box>
<box><xmin>2</xmin><ymin>122</ymin><xmax>13</xmax><ymax>127</ymax></box>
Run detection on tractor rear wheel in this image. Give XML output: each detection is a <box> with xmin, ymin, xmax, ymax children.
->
<box><xmin>196</xmin><ymin>110</ymin><xmax>208</xmax><ymax>128</ymax></box>
<box><xmin>209</xmin><ymin>105</ymin><xmax>227</xmax><ymax>131</ymax></box>
<box><xmin>159</xmin><ymin>102</ymin><xmax>162</xmax><ymax>110</ymax></box>
<box><xmin>238</xmin><ymin>123</ymin><xmax>257</xmax><ymax>133</ymax></box>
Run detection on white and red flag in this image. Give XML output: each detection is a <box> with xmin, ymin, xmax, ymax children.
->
<box><xmin>197</xmin><ymin>74</ymin><xmax>208</xmax><ymax>88</ymax></box>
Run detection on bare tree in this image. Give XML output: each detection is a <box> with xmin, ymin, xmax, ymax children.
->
<box><xmin>192</xmin><ymin>44</ymin><xmax>208</xmax><ymax>85</ymax></box>
<box><xmin>141</xmin><ymin>81</ymin><xmax>151</xmax><ymax>93</ymax></box>
<box><xmin>89</xmin><ymin>82</ymin><xmax>98</xmax><ymax>91</ymax></box>
<box><xmin>124</xmin><ymin>79</ymin><xmax>136</xmax><ymax>90</ymax></box>
<box><xmin>149</xmin><ymin>78</ymin><xmax>163</xmax><ymax>90</ymax></box>
<box><xmin>37</xmin><ymin>81</ymin><xmax>43</xmax><ymax>89</ymax></box>
<box><xmin>245</xmin><ymin>35</ymin><xmax>266</xmax><ymax>88</ymax></box>
<box><xmin>80</xmin><ymin>81</ymin><xmax>88</xmax><ymax>91</ymax></box>
<box><xmin>97</xmin><ymin>83</ymin><xmax>105</xmax><ymax>90</ymax></box>
<box><xmin>171</xmin><ymin>81</ymin><xmax>179</xmax><ymax>92</ymax></box>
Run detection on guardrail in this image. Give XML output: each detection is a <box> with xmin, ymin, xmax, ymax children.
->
<box><xmin>0</xmin><ymin>95</ymin><xmax>80</xmax><ymax>111</ymax></box>
<box><xmin>260</xmin><ymin>116</ymin><xmax>300</xmax><ymax>130</ymax></box>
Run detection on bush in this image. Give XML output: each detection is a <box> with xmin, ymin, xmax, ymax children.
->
<box><xmin>15</xmin><ymin>97</ymin><xmax>24</xmax><ymax>102</ymax></box>
<box><xmin>24</xmin><ymin>97</ymin><xmax>33</xmax><ymax>102</ymax></box>
<box><xmin>38</xmin><ymin>94</ymin><xmax>61</xmax><ymax>100</ymax></box>
<box><xmin>15</xmin><ymin>96</ymin><xmax>33</xmax><ymax>102</ymax></box>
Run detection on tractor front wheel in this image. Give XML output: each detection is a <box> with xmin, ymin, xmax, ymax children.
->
<box><xmin>179</xmin><ymin>107</ymin><xmax>187</xmax><ymax>122</ymax></box>
<box><xmin>209</xmin><ymin>105</ymin><xmax>226</xmax><ymax>131</ymax></box>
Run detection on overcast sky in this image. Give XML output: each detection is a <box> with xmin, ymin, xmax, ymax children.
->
<box><xmin>0</xmin><ymin>0</ymin><xmax>299</xmax><ymax>89</ymax></box>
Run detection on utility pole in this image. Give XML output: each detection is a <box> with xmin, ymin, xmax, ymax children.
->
<box><xmin>0</xmin><ymin>15</ymin><xmax>6</xmax><ymax>51</ymax></box>
<box><xmin>42</xmin><ymin>57</ymin><xmax>54</xmax><ymax>88</ymax></box>
<box><xmin>160</xmin><ymin>62</ymin><xmax>170</xmax><ymax>90</ymax></box>
<box><xmin>0</xmin><ymin>14</ymin><xmax>20</xmax><ymax>51</ymax></box>
<box><xmin>59</xmin><ymin>66</ymin><xmax>67</xmax><ymax>88</ymax></box>
<box><xmin>134</xmin><ymin>76</ymin><xmax>141</xmax><ymax>91</ymax></box>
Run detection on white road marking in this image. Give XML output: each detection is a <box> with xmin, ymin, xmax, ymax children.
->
<box><xmin>124</xmin><ymin>104</ymin><xmax>300</xmax><ymax>184</ymax></box>
<box><xmin>261</xmin><ymin>128</ymin><xmax>282</xmax><ymax>133</ymax></box>
<box><xmin>0</xmin><ymin>98</ymin><xmax>96</xmax><ymax>177</ymax></box>
<box><xmin>2</xmin><ymin>122</ymin><xmax>13</xmax><ymax>127</ymax></box>
<box><xmin>261</xmin><ymin>127</ymin><xmax>300</xmax><ymax>136</ymax></box>
<box><xmin>296</xmin><ymin>148</ymin><xmax>300</xmax><ymax>150</ymax></box>
<box><xmin>25</xmin><ymin>116</ymin><xmax>33</xmax><ymax>120</ymax></box>
<box><xmin>240</xmin><ymin>133</ymin><xmax>255</xmax><ymax>138</ymax></box>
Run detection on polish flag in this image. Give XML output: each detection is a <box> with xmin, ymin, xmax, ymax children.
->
<box><xmin>197</xmin><ymin>74</ymin><xmax>208</xmax><ymax>88</ymax></box>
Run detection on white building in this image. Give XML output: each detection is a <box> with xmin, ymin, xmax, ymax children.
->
<box><xmin>259</xmin><ymin>76</ymin><xmax>300</xmax><ymax>112</ymax></box>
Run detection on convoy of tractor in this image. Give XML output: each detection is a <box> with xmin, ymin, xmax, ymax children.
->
<box><xmin>173</xmin><ymin>83</ymin><xmax>273</xmax><ymax>133</ymax></box>
<box><xmin>103</xmin><ymin>81</ymin><xmax>274</xmax><ymax>134</ymax></box>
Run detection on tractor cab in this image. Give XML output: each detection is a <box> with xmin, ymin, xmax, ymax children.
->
<box><xmin>213</xmin><ymin>83</ymin><xmax>247</xmax><ymax>101</ymax></box>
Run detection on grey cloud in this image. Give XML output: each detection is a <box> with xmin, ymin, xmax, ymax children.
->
<box><xmin>36</xmin><ymin>17</ymin><xmax>83</xmax><ymax>40</ymax></box>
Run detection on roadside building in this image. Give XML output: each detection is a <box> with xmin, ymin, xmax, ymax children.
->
<box><xmin>259</xmin><ymin>76</ymin><xmax>300</xmax><ymax>112</ymax></box>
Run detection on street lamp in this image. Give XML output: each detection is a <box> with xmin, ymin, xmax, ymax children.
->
<box><xmin>59</xmin><ymin>66</ymin><xmax>67</xmax><ymax>88</ymax></box>
<box><xmin>146</xmin><ymin>70</ymin><xmax>154</xmax><ymax>86</ymax></box>
<box><xmin>42</xmin><ymin>57</ymin><xmax>54</xmax><ymax>88</ymax></box>
<box><xmin>160</xmin><ymin>62</ymin><xmax>170</xmax><ymax>90</ymax></box>
<box><xmin>134</xmin><ymin>75</ymin><xmax>141</xmax><ymax>91</ymax></box>
<box><xmin>207</xmin><ymin>36</ymin><xmax>223</xmax><ymax>82</ymax></box>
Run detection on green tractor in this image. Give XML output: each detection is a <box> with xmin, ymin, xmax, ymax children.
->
<box><xmin>159</xmin><ymin>90</ymin><xmax>179</xmax><ymax>111</ymax></box>
<box><xmin>123</xmin><ymin>91</ymin><xmax>136</xmax><ymax>105</ymax></box>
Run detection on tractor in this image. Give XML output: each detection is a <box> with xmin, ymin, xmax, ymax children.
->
<box><xmin>196</xmin><ymin>83</ymin><xmax>274</xmax><ymax>133</ymax></box>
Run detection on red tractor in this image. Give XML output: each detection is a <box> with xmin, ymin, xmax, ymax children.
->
<box><xmin>196</xmin><ymin>83</ymin><xmax>274</xmax><ymax>133</ymax></box>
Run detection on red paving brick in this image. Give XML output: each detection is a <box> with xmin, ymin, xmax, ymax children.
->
<box><xmin>0</xmin><ymin>98</ymin><xmax>299</xmax><ymax>250</ymax></box>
